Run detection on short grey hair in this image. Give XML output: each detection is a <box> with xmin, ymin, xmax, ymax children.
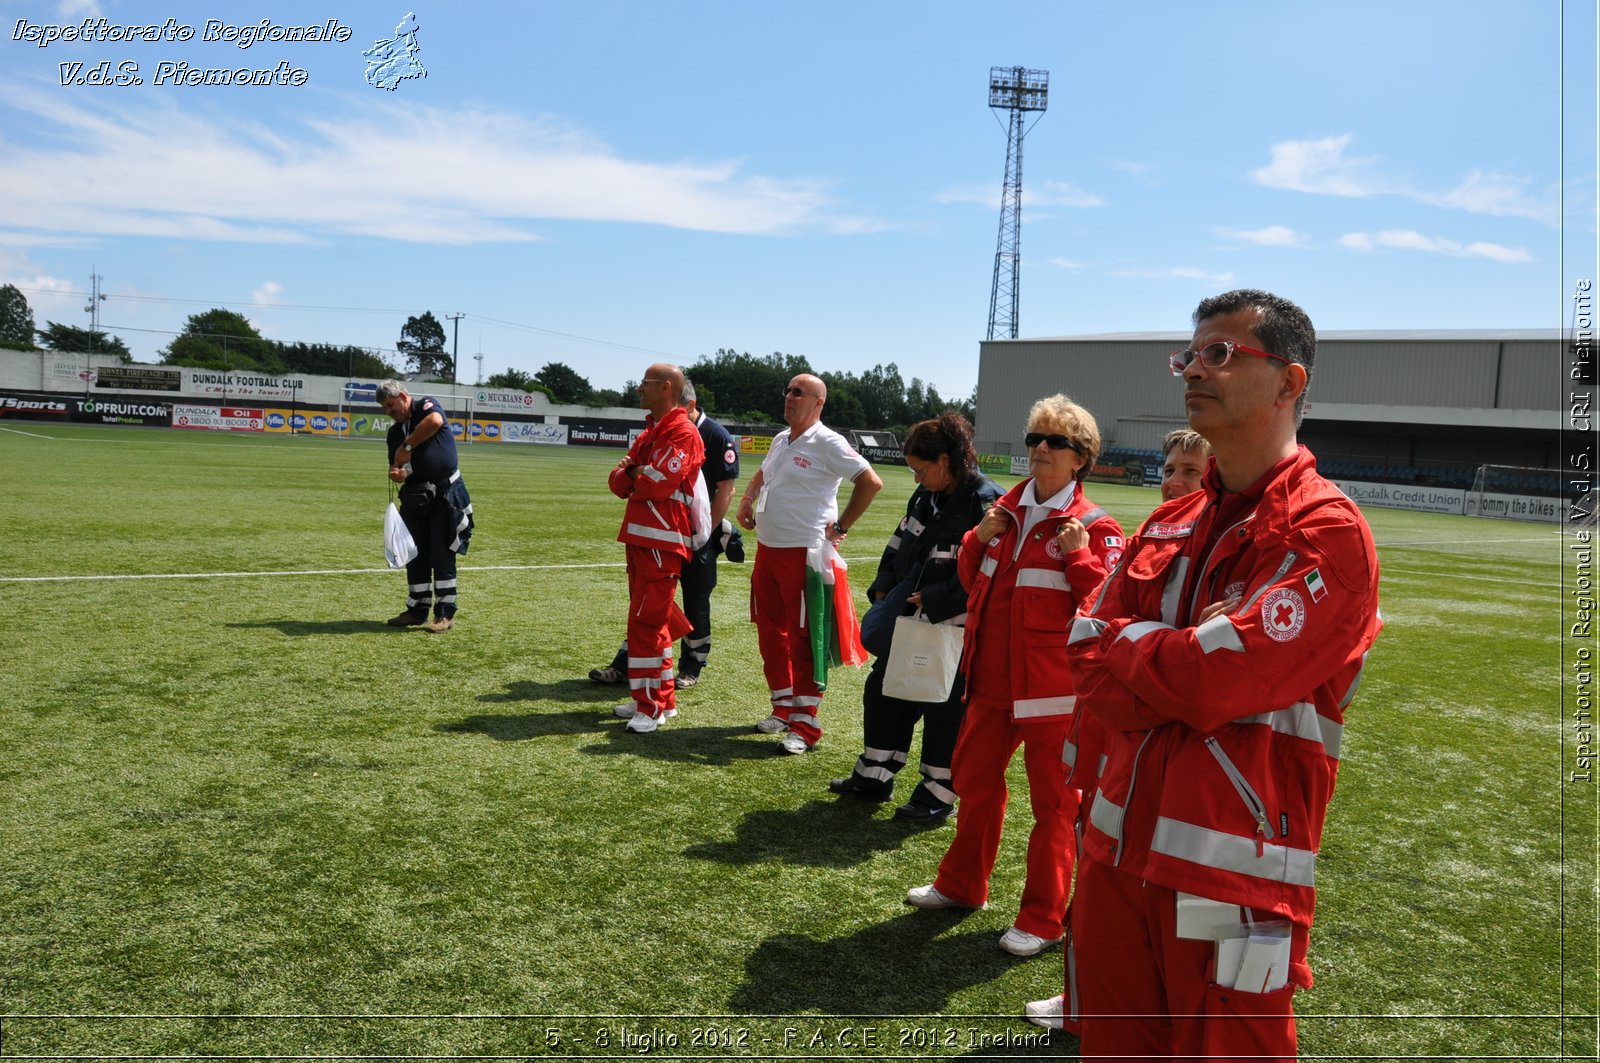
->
<box><xmin>375</xmin><ymin>380</ymin><xmax>407</xmax><ymax>402</ymax></box>
<box><xmin>681</xmin><ymin>378</ymin><xmax>697</xmax><ymax>406</ymax></box>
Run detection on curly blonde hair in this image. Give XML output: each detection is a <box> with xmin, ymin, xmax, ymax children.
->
<box><xmin>1027</xmin><ymin>394</ymin><xmax>1101</xmax><ymax>479</ymax></box>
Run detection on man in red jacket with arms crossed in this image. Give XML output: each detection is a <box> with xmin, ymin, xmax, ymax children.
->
<box><xmin>609</xmin><ymin>363</ymin><xmax>704</xmax><ymax>734</ymax></box>
<box><xmin>1065</xmin><ymin>290</ymin><xmax>1382</xmax><ymax>1060</ymax></box>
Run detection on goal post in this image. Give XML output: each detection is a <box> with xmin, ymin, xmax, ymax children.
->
<box><xmin>1465</xmin><ymin>464</ymin><xmax>1571</xmax><ymax>524</ymax></box>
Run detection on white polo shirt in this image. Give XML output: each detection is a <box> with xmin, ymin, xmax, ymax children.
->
<box><xmin>755</xmin><ymin>421</ymin><xmax>871</xmax><ymax>547</ymax></box>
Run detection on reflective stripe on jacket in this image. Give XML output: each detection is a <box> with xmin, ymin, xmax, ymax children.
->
<box><xmin>609</xmin><ymin>407</ymin><xmax>705</xmax><ymax>558</ymax></box>
<box><xmin>956</xmin><ymin>478</ymin><xmax>1123</xmax><ymax>721</ymax></box>
<box><xmin>1068</xmin><ymin>445</ymin><xmax>1382</xmax><ymax>981</ymax></box>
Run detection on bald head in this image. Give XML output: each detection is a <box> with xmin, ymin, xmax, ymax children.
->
<box><xmin>638</xmin><ymin>362</ymin><xmax>686</xmax><ymax>416</ymax></box>
<box><xmin>783</xmin><ymin>373</ymin><xmax>827</xmax><ymax>433</ymax></box>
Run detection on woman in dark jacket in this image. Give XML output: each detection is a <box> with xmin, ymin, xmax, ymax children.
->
<box><xmin>829</xmin><ymin>412</ymin><xmax>1003</xmax><ymax>821</ymax></box>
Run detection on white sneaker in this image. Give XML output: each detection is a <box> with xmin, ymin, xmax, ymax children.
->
<box><xmin>754</xmin><ymin>714</ymin><xmax>788</xmax><ymax>734</ymax></box>
<box><xmin>614</xmin><ymin>703</ymin><xmax>677</xmax><ymax>720</ymax></box>
<box><xmin>625</xmin><ymin>712</ymin><xmax>661</xmax><ymax>733</ymax></box>
<box><xmin>998</xmin><ymin>926</ymin><xmax>1062</xmax><ymax>956</ymax></box>
<box><xmin>776</xmin><ymin>733</ymin><xmax>811</xmax><ymax>755</ymax></box>
<box><xmin>1024</xmin><ymin>993</ymin><xmax>1066</xmax><ymax>1030</ymax></box>
<box><xmin>904</xmin><ymin>884</ymin><xmax>984</xmax><ymax>910</ymax></box>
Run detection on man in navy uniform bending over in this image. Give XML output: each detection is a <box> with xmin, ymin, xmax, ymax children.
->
<box><xmin>379</xmin><ymin>380</ymin><xmax>474</xmax><ymax>633</ymax></box>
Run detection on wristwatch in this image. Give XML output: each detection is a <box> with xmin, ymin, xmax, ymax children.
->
<box><xmin>832</xmin><ymin>520</ymin><xmax>848</xmax><ymax>537</ymax></box>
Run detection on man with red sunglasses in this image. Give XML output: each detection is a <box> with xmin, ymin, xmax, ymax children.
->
<box><xmin>1060</xmin><ymin>290</ymin><xmax>1382</xmax><ymax>1060</ymax></box>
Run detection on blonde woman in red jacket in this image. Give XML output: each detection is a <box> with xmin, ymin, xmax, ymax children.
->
<box><xmin>905</xmin><ymin>394</ymin><xmax>1123</xmax><ymax>956</ymax></box>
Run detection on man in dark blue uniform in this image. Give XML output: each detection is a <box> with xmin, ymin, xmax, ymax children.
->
<box><xmin>590</xmin><ymin>379</ymin><xmax>743</xmax><ymax>686</ymax></box>
<box><xmin>379</xmin><ymin>380</ymin><xmax>474</xmax><ymax>633</ymax></box>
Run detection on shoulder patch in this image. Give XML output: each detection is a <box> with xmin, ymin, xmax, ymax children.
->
<box><xmin>1145</xmin><ymin>520</ymin><xmax>1197</xmax><ymax>540</ymax></box>
<box><xmin>1261</xmin><ymin>587</ymin><xmax>1307</xmax><ymax>642</ymax></box>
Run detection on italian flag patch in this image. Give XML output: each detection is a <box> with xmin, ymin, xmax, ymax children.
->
<box><xmin>1304</xmin><ymin>568</ymin><xmax>1328</xmax><ymax>603</ymax></box>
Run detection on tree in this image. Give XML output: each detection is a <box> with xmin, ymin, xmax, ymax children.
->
<box><xmin>36</xmin><ymin>321</ymin><xmax>132</xmax><ymax>359</ymax></box>
<box><xmin>273</xmin><ymin>341</ymin><xmax>396</xmax><ymax>378</ymax></box>
<box><xmin>682</xmin><ymin>349</ymin><xmax>814</xmax><ymax>423</ymax></box>
<box><xmin>397</xmin><ymin>312</ymin><xmax>451</xmax><ymax>379</ymax></box>
<box><xmin>0</xmin><ymin>284</ymin><xmax>35</xmax><ymax>350</ymax></box>
<box><xmin>534</xmin><ymin>361</ymin><xmax>592</xmax><ymax>404</ymax></box>
<box><xmin>816</xmin><ymin>374</ymin><xmax>866</xmax><ymax>428</ymax></box>
<box><xmin>485</xmin><ymin>368</ymin><xmax>555</xmax><ymax>399</ymax></box>
<box><xmin>160</xmin><ymin>308</ymin><xmax>280</xmax><ymax>371</ymax></box>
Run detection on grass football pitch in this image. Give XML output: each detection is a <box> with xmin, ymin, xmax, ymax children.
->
<box><xmin>0</xmin><ymin>424</ymin><xmax>1591</xmax><ymax>1059</ymax></box>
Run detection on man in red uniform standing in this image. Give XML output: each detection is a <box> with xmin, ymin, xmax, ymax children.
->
<box><xmin>608</xmin><ymin>363</ymin><xmax>704</xmax><ymax>734</ymax></box>
<box><xmin>1065</xmin><ymin>290</ymin><xmax>1382</xmax><ymax>1060</ymax></box>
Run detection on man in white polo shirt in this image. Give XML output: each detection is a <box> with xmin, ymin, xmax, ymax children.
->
<box><xmin>736</xmin><ymin>373</ymin><xmax>883</xmax><ymax>754</ymax></box>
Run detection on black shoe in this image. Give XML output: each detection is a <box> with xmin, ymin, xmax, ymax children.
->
<box><xmin>894</xmin><ymin>801</ymin><xmax>953</xmax><ymax>823</ymax></box>
<box><xmin>386</xmin><ymin>609</ymin><xmax>428</xmax><ymax>627</ymax></box>
<box><xmin>829</xmin><ymin>777</ymin><xmax>890</xmax><ymax>803</ymax></box>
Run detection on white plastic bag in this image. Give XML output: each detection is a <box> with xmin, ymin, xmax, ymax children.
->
<box><xmin>688</xmin><ymin>472</ymin><xmax>713</xmax><ymax>550</ymax></box>
<box><xmin>881</xmin><ymin>610</ymin><xmax>964</xmax><ymax>703</ymax></box>
<box><xmin>384</xmin><ymin>502</ymin><xmax>417</xmax><ymax>568</ymax></box>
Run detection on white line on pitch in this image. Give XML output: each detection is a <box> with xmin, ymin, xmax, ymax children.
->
<box><xmin>0</xmin><ymin>426</ymin><xmax>58</xmax><ymax>439</ymax></box>
<box><xmin>0</xmin><ymin>555</ymin><xmax>876</xmax><ymax>585</ymax></box>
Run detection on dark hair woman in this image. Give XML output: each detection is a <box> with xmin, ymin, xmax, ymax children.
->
<box><xmin>829</xmin><ymin>411</ymin><xmax>1002</xmax><ymax>821</ymax></box>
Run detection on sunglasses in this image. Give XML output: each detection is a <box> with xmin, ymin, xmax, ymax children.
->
<box><xmin>1169</xmin><ymin>340</ymin><xmax>1291</xmax><ymax>376</ymax></box>
<box><xmin>1024</xmin><ymin>432</ymin><xmax>1084</xmax><ymax>454</ymax></box>
<box><xmin>782</xmin><ymin>386</ymin><xmax>814</xmax><ymax>398</ymax></box>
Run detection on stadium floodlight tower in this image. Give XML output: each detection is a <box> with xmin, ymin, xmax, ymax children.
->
<box><xmin>985</xmin><ymin>66</ymin><xmax>1048</xmax><ymax>341</ymax></box>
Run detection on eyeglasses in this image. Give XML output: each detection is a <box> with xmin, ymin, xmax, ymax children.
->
<box><xmin>1024</xmin><ymin>432</ymin><xmax>1084</xmax><ymax>454</ymax></box>
<box><xmin>639</xmin><ymin>378</ymin><xmax>668</xmax><ymax>386</ymax></box>
<box><xmin>782</xmin><ymin>386</ymin><xmax>814</xmax><ymax>398</ymax></box>
<box><xmin>1169</xmin><ymin>340</ymin><xmax>1291</xmax><ymax>376</ymax></box>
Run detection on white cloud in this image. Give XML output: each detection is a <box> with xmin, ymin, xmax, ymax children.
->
<box><xmin>1217</xmin><ymin>225</ymin><xmax>1308</xmax><ymax>248</ymax></box>
<box><xmin>936</xmin><ymin>178</ymin><xmax>1103</xmax><ymax>210</ymax></box>
<box><xmin>1048</xmin><ymin>257</ymin><xmax>1087</xmax><ymax>269</ymax></box>
<box><xmin>1425</xmin><ymin>170</ymin><xmax>1559</xmax><ymax>225</ymax></box>
<box><xmin>251</xmin><ymin>281</ymin><xmax>284</xmax><ymax>305</ymax></box>
<box><xmin>0</xmin><ymin>82</ymin><xmax>863</xmax><ymax>244</ymax></box>
<box><xmin>1339</xmin><ymin>229</ymin><xmax>1533</xmax><ymax>263</ymax></box>
<box><xmin>1252</xmin><ymin>134</ymin><xmax>1384</xmax><ymax>197</ymax></box>
<box><xmin>1253</xmin><ymin>134</ymin><xmax>1559</xmax><ymax>225</ymax></box>
<box><xmin>1104</xmin><ymin>159</ymin><xmax>1156</xmax><ymax>179</ymax></box>
<box><xmin>1113</xmin><ymin>266</ymin><xmax>1235</xmax><ymax>284</ymax></box>
<box><xmin>55</xmin><ymin>0</ymin><xmax>101</xmax><ymax>17</ymax></box>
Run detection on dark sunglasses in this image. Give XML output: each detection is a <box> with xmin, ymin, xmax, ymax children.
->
<box><xmin>782</xmin><ymin>386</ymin><xmax>813</xmax><ymax>398</ymax></box>
<box><xmin>1169</xmin><ymin>340</ymin><xmax>1291</xmax><ymax>376</ymax></box>
<box><xmin>1024</xmin><ymin>432</ymin><xmax>1084</xmax><ymax>454</ymax></box>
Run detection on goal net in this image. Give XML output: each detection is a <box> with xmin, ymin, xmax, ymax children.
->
<box><xmin>1466</xmin><ymin>464</ymin><xmax>1581</xmax><ymax>525</ymax></box>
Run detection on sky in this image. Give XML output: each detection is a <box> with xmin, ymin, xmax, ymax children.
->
<box><xmin>0</xmin><ymin>0</ymin><xmax>1594</xmax><ymax>401</ymax></box>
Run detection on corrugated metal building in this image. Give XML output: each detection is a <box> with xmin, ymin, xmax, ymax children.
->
<box><xmin>974</xmin><ymin>329</ymin><xmax>1565</xmax><ymax>476</ymax></box>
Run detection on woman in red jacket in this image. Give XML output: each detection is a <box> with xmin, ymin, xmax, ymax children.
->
<box><xmin>904</xmin><ymin>394</ymin><xmax>1123</xmax><ymax>956</ymax></box>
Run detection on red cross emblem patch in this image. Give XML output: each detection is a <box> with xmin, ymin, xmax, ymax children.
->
<box><xmin>1259</xmin><ymin>587</ymin><xmax>1306</xmax><ymax>642</ymax></box>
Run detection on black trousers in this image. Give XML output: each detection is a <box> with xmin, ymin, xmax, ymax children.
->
<box><xmin>399</xmin><ymin>480</ymin><xmax>458</xmax><ymax>619</ymax></box>
<box><xmin>846</xmin><ymin>653</ymin><xmax>966</xmax><ymax>809</ymax></box>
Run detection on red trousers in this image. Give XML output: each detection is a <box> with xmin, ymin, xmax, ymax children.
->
<box><xmin>932</xmin><ymin>697</ymin><xmax>1077</xmax><ymax>939</ymax></box>
<box><xmin>749</xmin><ymin>545</ymin><xmax>824</xmax><ymax>746</ymax></box>
<box><xmin>1071</xmin><ymin>857</ymin><xmax>1299</xmax><ymax>1062</ymax></box>
<box><xmin>625</xmin><ymin>545</ymin><xmax>692</xmax><ymax>720</ymax></box>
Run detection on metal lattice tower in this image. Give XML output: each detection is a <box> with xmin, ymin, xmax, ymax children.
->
<box><xmin>986</xmin><ymin>66</ymin><xmax>1048</xmax><ymax>341</ymax></box>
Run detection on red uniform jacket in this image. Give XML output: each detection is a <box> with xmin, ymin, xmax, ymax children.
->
<box><xmin>1067</xmin><ymin>446</ymin><xmax>1382</xmax><ymax>984</ymax></box>
<box><xmin>609</xmin><ymin>407</ymin><xmax>705</xmax><ymax>560</ymax></box>
<box><xmin>956</xmin><ymin>478</ymin><xmax>1123</xmax><ymax>721</ymax></box>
